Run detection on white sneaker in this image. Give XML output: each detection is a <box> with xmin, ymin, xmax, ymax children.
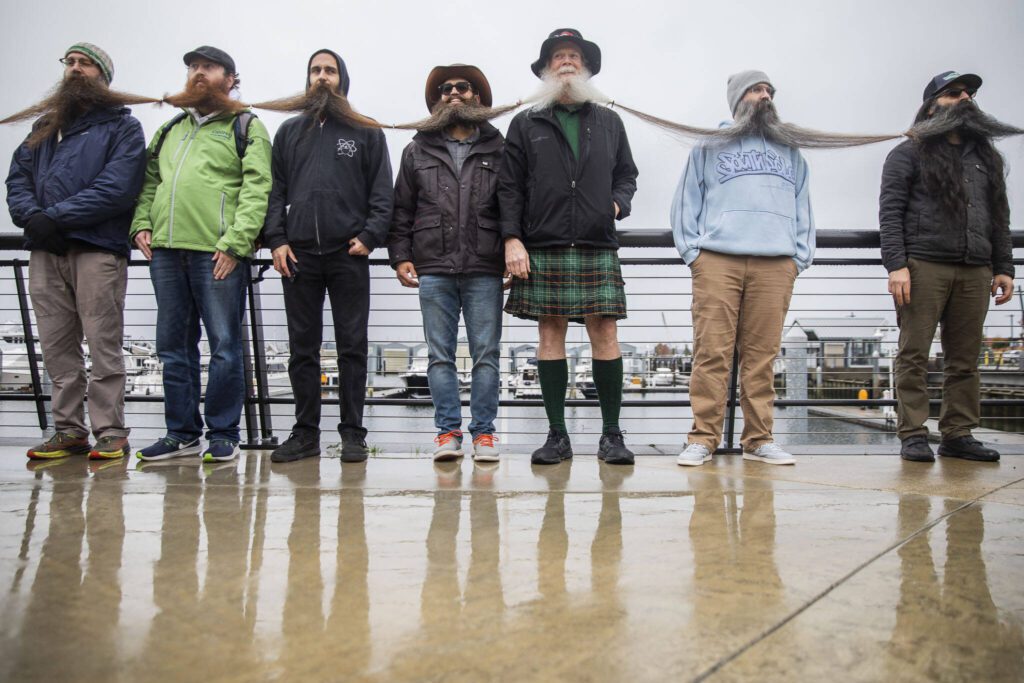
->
<box><xmin>743</xmin><ymin>442</ymin><xmax>795</xmax><ymax>465</ymax></box>
<box><xmin>677</xmin><ymin>443</ymin><xmax>712</xmax><ymax>467</ymax></box>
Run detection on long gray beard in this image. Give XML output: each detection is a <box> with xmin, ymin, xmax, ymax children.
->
<box><xmin>391</xmin><ymin>100</ymin><xmax>520</xmax><ymax>132</ymax></box>
<box><xmin>614</xmin><ymin>98</ymin><xmax>898</xmax><ymax>149</ymax></box>
<box><xmin>907</xmin><ymin>100</ymin><xmax>1024</xmax><ymax>141</ymax></box>
<box><xmin>526</xmin><ymin>67</ymin><xmax>611</xmax><ymax>111</ymax></box>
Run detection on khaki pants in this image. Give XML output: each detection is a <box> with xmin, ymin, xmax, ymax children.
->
<box><xmin>688</xmin><ymin>251</ymin><xmax>797</xmax><ymax>451</ymax></box>
<box><xmin>895</xmin><ymin>258</ymin><xmax>991</xmax><ymax>441</ymax></box>
<box><xmin>29</xmin><ymin>249</ymin><xmax>129</xmax><ymax>439</ymax></box>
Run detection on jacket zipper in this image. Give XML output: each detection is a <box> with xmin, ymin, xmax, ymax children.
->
<box><xmin>219</xmin><ymin>192</ymin><xmax>226</xmax><ymax>236</ymax></box>
<box><xmin>168</xmin><ymin>120</ymin><xmax>202</xmax><ymax>247</ymax></box>
<box><xmin>314</xmin><ymin>120</ymin><xmax>324</xmax><ymax>255</ymax></box>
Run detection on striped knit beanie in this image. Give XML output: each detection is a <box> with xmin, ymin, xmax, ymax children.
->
<box><xmin>65</xmin><ymin>42</ymin><xmax>113</xmax><ymax>84</ymax></box>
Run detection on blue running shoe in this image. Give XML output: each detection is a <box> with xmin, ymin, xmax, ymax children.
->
<box><xmin>136</xmin><ymin>437</ymin><xmax>201</xmax><ymax>462</ymax></box>
<box><xmin>203</xmin><ymin>440</ymin><xmax>240</xmax><ymax>463</ymax></box>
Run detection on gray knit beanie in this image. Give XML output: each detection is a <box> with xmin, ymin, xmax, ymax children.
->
<box><xmin>726</xmin><ymin>70</ymin><xmax>772</xmax><ymax>115</ymax></box>
<box><xmin>65</xmin><ymin>42</ymin><xmax>114</xmax><ymax>84</ymax></box>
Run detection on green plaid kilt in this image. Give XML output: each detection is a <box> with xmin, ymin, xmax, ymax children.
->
<box><xmin>505</xmin><ymin>247</ymin><xmax>627</xmax><ymax>323</ymax></box>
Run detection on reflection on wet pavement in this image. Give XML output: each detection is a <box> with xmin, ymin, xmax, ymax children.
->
<box><xmin>0</xmin><ymin>450</ymin><xmax>1021</xmax><ymax>681</ymax></box>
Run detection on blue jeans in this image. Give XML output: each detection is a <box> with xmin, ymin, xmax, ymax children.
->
<box><xmin>418</xmin><ymin>274</ymin><xmax>502</xmax><ymax>437</ymax></box>
<box><xmin>150</xmin><ymin>249</ymin><xmax>247</xmax><ymax>443</ymax></box>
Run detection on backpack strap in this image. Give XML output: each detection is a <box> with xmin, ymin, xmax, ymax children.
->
<box><xmin>149</xmin><ymin>112</ymin><xmax>189</xmax><ymax>160</ymax></box>
<box><xmin>233</xmin><ymin>111</ymin><xmax>257</xmax><ymax>158</ymax></box>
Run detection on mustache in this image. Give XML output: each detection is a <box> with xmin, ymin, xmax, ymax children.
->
<box><xmin>249</xmin><ymin>83</ymin><xmax>381</xmax><ymax>128</ymax></box>
<box><xmin>613</xmin><ymin>98</ymin><xmax>899</xmax><ymax>149</ymax></box>
<box><xmin>1</xmin><ymin>74</ymin><xmax>160</xmax><ymax>148</ymax></box>
<box><xmin>390</xmin><ymin>99</ymin><xmax>521</xmax><ymax>132</ymax></box>
<box><xmin>907</xmin><ymin>99</ymin><xmax>1024</xmax><ymax>141</ymax></box>
<box><xmin>162</xmin><ymin>77</ymin><xmax>247</xmax><ymax>114</ymax></box>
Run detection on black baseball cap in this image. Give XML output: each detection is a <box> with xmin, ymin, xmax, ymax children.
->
<box><xmin>923</xmin><ymin>70</ymin><xmax>982</xmax><ymax>101</ymax></box>
<box><xmin>183</xmin><ymin>45</ymin><xmax>236</xmax><ymax>75</ymax></box>
<box><xmin>531</xmin><ymin>28</ymin><xmax>601</xmax><ymax>78</ymax></box>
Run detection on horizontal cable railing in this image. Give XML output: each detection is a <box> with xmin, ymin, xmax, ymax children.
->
<box><xmin>2</xmin><ymin>229</ymin><xmax>1023</xmax><ymax>451</ymax></box>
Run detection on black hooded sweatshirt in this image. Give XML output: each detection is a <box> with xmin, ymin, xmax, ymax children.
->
<box><xmin>261</xmin><ymin>49</ymin><xmax>393</xmax><ymax>253</ymax></box>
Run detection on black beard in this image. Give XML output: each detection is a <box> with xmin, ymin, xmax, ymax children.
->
<box><xmin>1</xmin><ymin>74</ymin><xmax>159</xmax><ymax>148</ymax></box>
<box><xmin>392</xmin><ymin>99</ymin><xmax>521</xmax><ymax>132</ymax></box>
<box><xmin>249</xmin><ymin>83</ymin><xmax>380</xmax><ymax>128</ymax></box>
<box><xmin>908</xmin><ymin>99</ymin><xmax>1024</xmax><ymax>141</ymax></box>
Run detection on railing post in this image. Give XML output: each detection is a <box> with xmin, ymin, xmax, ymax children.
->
<box><xmin>246</xmin><ymin>265</ymin><xmax>275</xmax><ymax>446</ymax></box>
<box><xmin>12</xmin><ymin>260</ymin><xmax>48</xmax><ymax>431</ymax></box>
<box><xmin>718</xmin><ymin>346</ymin><xmax>742</xmax><ymax>454</ymax></box>
<box><xmin>240</xmin><ymin>298</ymin><xmax>258</xmax><ymax>446</ymax></box>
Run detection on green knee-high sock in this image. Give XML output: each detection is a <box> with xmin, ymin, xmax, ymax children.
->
<box><xmin>538</xmin><ymin>359</ymin><xmax>568</xmax><ymax>433</ymax></box>
<box><xmin>593</xmin><ymin>357</ymin><xmax>623</xmax><ymax>432</ymax></box>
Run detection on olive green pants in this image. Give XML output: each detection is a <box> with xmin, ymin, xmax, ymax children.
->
<box><xmin>895</xmin><ymin>258</ymin><xmax>992</xmax><ymax>440</ymax></box>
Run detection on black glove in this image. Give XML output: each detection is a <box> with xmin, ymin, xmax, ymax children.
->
<box><xmin>25</xmin><ymin>213</ymin><xmax>67</xmax><ymax>255</ymax></box>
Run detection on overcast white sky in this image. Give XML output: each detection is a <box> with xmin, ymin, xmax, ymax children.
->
<box><xmin>2</xmin><ymin>0</ymin><xmax>1024</xmax><ymax>342</ymax></box>
<box><xmin>2</xmin><ymin>0</ymin><xmax>1022</xmax><ymax>231</ymax></box>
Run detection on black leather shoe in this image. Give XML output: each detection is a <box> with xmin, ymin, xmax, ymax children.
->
<box><xmin>339</xmin><ymin>432</ymin><xmax>369</xmax><ymax>463</ymax></box>
<box><xmin>531</xmin><ymin>428</ymin><xmax>573</xmax><ymax>465</ymax></box>
<box><xmin>938</xmin><ymin>435</ymin><xmax>1000</xmax><ymax>462</ymax></box>
<box><xmin>598</xmin><ymin>429</ymin><xmax>634</xmax><ymax>465</ymax></box>
<box><xmin>900</xmin><ymin>435</ymin><xmax>934</xmax><ymax>462</ymax></box>
<box><xmin>271</xmin><ymin>431</ymin><xmax>321</xmax><ymax>463</ymax></box>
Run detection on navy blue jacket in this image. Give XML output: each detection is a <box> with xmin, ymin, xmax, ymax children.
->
<box><xmin>6</xmin><ymin>106</ymin><xmax>147</xmax><ymax>257</ymax></box>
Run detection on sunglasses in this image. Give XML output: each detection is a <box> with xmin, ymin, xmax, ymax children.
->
<box><xmin>439</xmin><ymin>81</ymin><xmax>473</xmax><ymax>96</ymax></box>
<box><xmin>939</xmin><ymin>87</ymin><xmax>976</xmax><ymax>99</ymax></box>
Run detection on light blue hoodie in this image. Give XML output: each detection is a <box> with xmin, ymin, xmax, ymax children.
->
<box><xmin>670</xmin><ymin>131</ymin><xmax>815</xmax><ymax>272</ymax></box>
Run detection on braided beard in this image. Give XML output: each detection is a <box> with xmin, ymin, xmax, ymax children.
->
<box><xmin>1</xmin><ymin>74</ymin><xmax>159</xmax><ymax>148</ymax></box>
<box><xmin>391</xmin><ymin>99</ymin><xmax>520</xmax><ymax>132</ymax></box>
<box><xmin>162</xmin><ymin>76</ymin><xmax>247</xmax><ymax>115</ymax></box>
<box><xmin>249</xmin><ymin>82</ymin><xmax>381</xmax><ymax>128</ymax></box>
<box><xmin>907</xmin><ymin>99</ymin><xmax>1024</xmax><ymax>141</ymax></box>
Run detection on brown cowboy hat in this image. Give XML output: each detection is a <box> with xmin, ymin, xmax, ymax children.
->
<box><xmin>424</xmin><ymin>64</ymin><xmax>493</xmax><ymax>112</ymax></box>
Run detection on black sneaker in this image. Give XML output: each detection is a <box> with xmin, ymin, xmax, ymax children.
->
<box><xmin>271</xmin><ymin>431</ymin><xmax>321</xmax><ymax>463</ymax></box>
<box><xmin>598</xmin><ymin>429</ymin><xmax>635</xmax><ymax>465</ymax></box>
<box><xmin>937</xmin><ymin>435</ymin><xmax>1000</xmax><ymax>462</ymax></box>
<box><xmin>531</xmin><ymin>428</ymin><xmax>573</xmax><ymax>465</ymax></box>
<box><xmin>900</xmin><ymin>435</ymin><xmax>935</xmax><ymax>462</ymax></box>
<box><xmin>339</xmin><ymin>432</ymin><xmax>369</xmax><ymax>463</ymax></box>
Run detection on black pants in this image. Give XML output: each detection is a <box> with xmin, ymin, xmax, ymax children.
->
<box><xmin>282</xmin><ymin>249</ymin><xmax>370</xmax><ymax>438</ymax></box>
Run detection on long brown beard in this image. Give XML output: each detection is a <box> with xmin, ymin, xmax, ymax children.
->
<box><xmin>907</xmin><ymin>99</ymin><xmax>1024</xmax><ymax>141</ymax></box>
<box><xmin>163</xmin><ymin>77</ymin><xmax>247</xmax><ymax>115</ymax></box>
<box><xmin>1</xmin><ymin>74</ymin><xmax>160</xmax><ymax>148</ymax></box>
<box><xmin>249</xmin><ymin>82</ymin><xmax>380</xmax><ymax>128</ymax></box>
<box><xmin>391</xmin><ymin>99</ymin><xmax>521</xmax><ymax>132</ymax></box>
<box><xmin>614</xmin><ymin>98</ymin><xmax>899</xmax><ymax>149</ymax></box>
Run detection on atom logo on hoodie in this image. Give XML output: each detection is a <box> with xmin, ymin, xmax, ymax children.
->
<box><xmin>336</xmin><ymin>139</ymin><xmax>358</xmax><ymax>158</ymax></box>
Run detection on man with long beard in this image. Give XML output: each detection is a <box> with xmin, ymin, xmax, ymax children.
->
<box><xmin>500</xmin><ymin>29</ymin><xmax>638</xmax><ymax>466</ymax></box>
<box><xmin>671</xmin><ymin>71</ymin><xmax>814</xmax><ymax>467</ymax></box>
<box><xmin>260</xmin><ymin>49</ymin><xmax>392</xmax><ymax>464</ymax></box>
<box><xmin>882</xmin><ymin>71</ymin><xmax>1020</xmax><ymax>463</ymax></box>
<box><xmin>5</xmin><ymin>43</ymin><xmax>147</xmax><ymax>461</ymax></box>
<box><xmin>131</xmin><ymin>46</ymin><xmax>272</xmax><ymax>463</ymax></box>
<box><xmin>388</xmin><ymin>65</ymin><xmax>505</xmax><ymax>463</ymax></box>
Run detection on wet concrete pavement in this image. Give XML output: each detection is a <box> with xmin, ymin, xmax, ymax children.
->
<box><xmin>0</xmin><ymin>448</ymin><xmax>1022</xmax><ymax>682</ymax></box>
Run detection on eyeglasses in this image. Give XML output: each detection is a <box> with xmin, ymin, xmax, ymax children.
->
<box><xmin>748</xmin><ymin>84</ymin><xmax>775</xmax><ymax>98</ymax></box>
<box><xmin>439</xmin><ymin>81</ymin><xmax>473</xmax><ymax>96</ymax></box>
<box><xmin>938</xmin><ymin>87</ymin><xmax>976</xmax><ymax>100</ymax></box>
<box><xmin>59</xmin><ymin>57</ymin><xmax>95</xmax><ymax>68</ymax></box>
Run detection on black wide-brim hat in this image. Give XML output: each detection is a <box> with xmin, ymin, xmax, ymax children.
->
<box><xmin>425</xmin><ymin>64</ymin><xmax>493</xmax><ymax>112</ymax></box>
<box><xmin>530</xmin><ymin>28</ymin><xmax>601</xmax><ymax>78</ymax></box>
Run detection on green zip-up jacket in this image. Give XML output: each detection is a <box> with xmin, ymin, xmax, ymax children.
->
<box><xmin>130</xmin><ymin>109</ymin><xmax>272</xmax><ymax>257</ymax></box>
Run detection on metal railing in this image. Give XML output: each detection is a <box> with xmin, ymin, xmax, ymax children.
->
<box><xmin>2</xmin><ymin>229</ymin><xmax>1023</xmax><ymax>451</ymax></box>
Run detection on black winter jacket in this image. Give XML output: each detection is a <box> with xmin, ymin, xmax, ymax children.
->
<box><xmin>497</xmin><ymin>103</ymin><xmax>638</xmax><ymax>248</ymax></box>
<box><xmin>262</xmin><ymin>115</ymin><xmax>393</xmax><ymax>254</ymax></box>
<box><xmin>388</xmin><ymin>123</ymin><xmax>504</xmax><ymax>275</ymax></box>
<box><xmin>6</xmin><ymin>106</ymin><xmax>147</xmax><ymax>257</ymax></box>
<box><xmin>879</xmin><ymin>139</ymin><xmax>1013</xmax><ymax>277</ymax></box>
